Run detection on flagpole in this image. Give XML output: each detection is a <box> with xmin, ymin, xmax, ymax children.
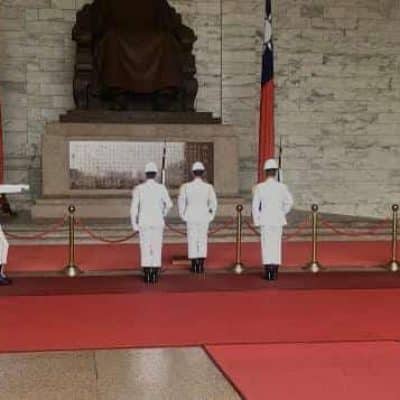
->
<box><xmin>258</xmin><ymin>0</ymin><xmax>274</xmax><ymax>182</ymax></box>
<box><xmin>161</xmin><ymin>139</ymin><xmax>167</xmax><ymax>186</ymax></box>
<box><xmin>219</xmin><ymin>0</ymin><xmax>223</xmax><ymax>120</ymax></box>
<box><xmin>277</xmin><ymin>136</ymin><xmax>282</xmax><ymax>182</ymax></box>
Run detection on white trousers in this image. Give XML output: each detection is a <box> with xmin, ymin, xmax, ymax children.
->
<box><xmin>139</xmin><ymin>227</ymin><xmax>163</xmax><ymax>268</ymax></box>
<box><xmin>260</xmin><ymin>226</ymin><xmax>283</xmax><ymax>265</ymax></box>
<box><xmin>0</xmin><ymin>226</ymin><xmax>9</xmax><ymax>266</ymax></box>
<box><xmin>186</xmin><ymin>223</ymin><xmax>209</xmax><ymax>259</ymax></box>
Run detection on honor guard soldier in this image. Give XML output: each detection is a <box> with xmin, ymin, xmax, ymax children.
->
<box><xmin>0</xmin><ymin>184</ymin><xmax>29</xmax><ymax>285</ymax></box>
<box><xmin>178</xmin><ymin>161</ymin><xmax>218</xmax><ymax>273</ymax></box>
<box><xmin>252</xmin><ymin>159</ymin><xmax>293</xmax><ymax>280</ymax></box>
<box><xmin>0</xmin><ymin>226</ymin><xmax>10</xmax><ymax>285</ymax></box>
<box><xmin>130</xmin><ymin>162</ymin><xmax>172</xmax><ymax>283</ymax></box>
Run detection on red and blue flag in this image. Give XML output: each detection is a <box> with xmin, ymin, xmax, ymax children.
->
<box><xmin>258</xmin><ymin>0</ymin><xmax>275</xmax><ymax>181</ymax></box>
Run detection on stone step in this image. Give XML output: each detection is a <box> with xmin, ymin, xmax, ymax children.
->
<box><xmin>31</xmin><ymin>196</ymin><xmax>242</xmax><ymax>219</ymax></box>
<box><xmin>3</xmin><ymin>210</ymin><xmax>392</xmax><ymax>245</ymax></box>
<box><xmin>3</xmin><ymin>222</ymin><xmax>391</xmax><ymax>245</ymax></box>
<box><xmin>60</xmin><ymin>110</ymin><xmax>221</xmax><ymax>124</ymax></box>
<box><xmin>3</xmin><ymin>222</ymin><xmax>391</xmax><ymax>234</ymax></box>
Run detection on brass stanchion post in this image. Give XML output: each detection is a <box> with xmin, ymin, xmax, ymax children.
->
<box><xmin>62</xmin><ymin>205</ymin><xmax>82</xmax><ymax>277</ymax></box>
<box><xmin>232</xmin><ymin>204</ymin><xmax>245</xmax><ymax>274</ymax></box>
<box><xmin>303</xmin><ymin>204</ymin><xmax>324</xmax><ymax>273</ymax></box>
<box><xmin>386</xmin><ymin>204</ymin><xmax>399</xmax><ymax>272</ymax></box>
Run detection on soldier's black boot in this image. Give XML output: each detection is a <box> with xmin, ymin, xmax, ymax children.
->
<box><xmin>263</xmin><ymin>265</ymin><xmax>269</xmax><ymax>280</ymax></box>
<box><xmin>150</xmin><ymin>268</ymin><xmax>159</xmax><ymax>283</ymax></box>
<box><xmin>272</xmin><ymin>265</ymin><xmax>279</xmax><ymax>280</ymax></box>
<box><xmin>194</xmin><ymin>259</ymin><xmax>201</xmax><ymax>273</ymax></box>
<box><xmin>198</xmin><ymin>258</ymin><xmax>205</xmax><ymax>273</ymax></box>
<box><xmin>143</xmin><ymin>268</ymin><xmax>152</xmax><ymax>283</ymax></box>
<box><xmin>190</xmin><ymin>259</ymin><xmax>196</xmax><ymax>273</ymax></box>
<box><xmin>0</xmin><ymin>276</ymin><xmax>11</xmax><ymax>285</ymax></box>
<box><xmin>0</xmin><ymin>264</ymin><xmax>11</xmax><ymax>286</ymax></box>
<box><xmin>263</xmin><ymin>265</ymin><xmax>273</xmax><ymax>281</ymax></box>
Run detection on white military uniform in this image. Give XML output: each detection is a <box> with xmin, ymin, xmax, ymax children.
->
<box><xmin>0</xmin><ymin>226</ymin><xmax>9</xmax><ymax>268</ymax></box>
<box><xmin>0</xmin><ymin>224</ymin><xmax>10</xmax><ymax>283</ymax></box>
<box><xmin>130</xmin><ymin>163</ymin><xmax>172</xmax><ymax>268</ymax></box>
<box><xmin>178</xmin><ymin>163</ymin><xmax>217</xmax><ymax>260</ymax></box>
<box><xmin>252</xmin><ymin>161</ymin><xmax>293</xmax><ymax>265</ymax></box>
<box><xmin>0</xmin><ymin>184</ymin><xmax>29</xmax><ymax>282</ymax></box>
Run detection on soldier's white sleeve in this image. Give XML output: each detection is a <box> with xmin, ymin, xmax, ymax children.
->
<box><xmin>177</xmin><ymin>184</ymin><xmax>187</xmax><ymax>221</ymax></box>
<box><xmin>208</xmin><ymin>185</ymin><xmax>218</xmax><ymax>221</ymax></box>
<box><xmin>162</xmin><ymin>185</ymin><xmax>173</xmax><ymax>217</ymax></box>
<box><xmin>282</xmin><ymin>185</ymin><xmax>294</xmax><ymax>215</ymax></box>
<box><xmin>0</xmin><ymin>226</ymin><xmax>9</xmax><ymax>265</ymax></box>
<box><xmin>252</xmin><ymin>186</ymin><xmax>262</xmax><ymax>226</ymax></box>
<box><xmin>130</xmin><ymin>187</ymin><xmax>140</xmax><ymax>231</ymax></box>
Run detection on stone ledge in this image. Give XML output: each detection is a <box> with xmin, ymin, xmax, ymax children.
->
<box><xmin>60</xmin><ymin>110</ymin><xmax>221</xmax><ymax>124</ymax></box>
<box><xmin>31</xmin><ymin>195</ymin><xmax>243</xmax><ymax>219</ymax></box>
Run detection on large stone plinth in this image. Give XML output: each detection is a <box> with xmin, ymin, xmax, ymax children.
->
<box><xmin>32</xmin><ymin>122</ymin><xmax>241</xmax><ymax>219</ymax></box>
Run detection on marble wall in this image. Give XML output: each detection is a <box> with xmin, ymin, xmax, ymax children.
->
<box><xmin>1</xmin><ymin>0</ymin><xmax>400</xmax><ymax>216</ymax></box>
<box><xmin>273</xmin><ymin>0</ymin><xmax>400</xmax><ymax>216</ymax></box>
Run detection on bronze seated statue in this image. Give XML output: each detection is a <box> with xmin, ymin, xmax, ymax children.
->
<box><xmin>72</xmin><ymin>0</ymin><xmax>198</xmax><ymax>112</ymax></box>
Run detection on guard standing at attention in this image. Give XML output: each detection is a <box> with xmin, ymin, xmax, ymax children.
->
<box><xmin>0</xmin><ymin>184</ymin><xmax>30</xmax><ymax>285</ymax></box>
<box><xmin>130</xmin><ymin>162</ymin><xmax>173</xmax><ymax>283</ymax></box>
<box><xmin>0</xmin><ymin>226</ymin><xmax>10</xmax><ymax>285</ymax></box>
<box><xmin>252</xmin><ymin>159</ymin><xmax>293</xmax><ymax>280</ymax></box>
<box><xmin>178</xmin><ymin>161</ymin><xmax>218</xmax><ymax>273</ymax></box>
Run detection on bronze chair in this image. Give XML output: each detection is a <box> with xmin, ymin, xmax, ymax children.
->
<box><xmin>72</xmin><ymin>1</ymin><xmax>198</xmax><ymax>112</ymax></box>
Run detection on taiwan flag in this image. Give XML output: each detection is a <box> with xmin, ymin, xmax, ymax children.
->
<box><xmin>258</xmin><ymin>0</ymin><xmax>274</xmax><ymax>181</ymax></box>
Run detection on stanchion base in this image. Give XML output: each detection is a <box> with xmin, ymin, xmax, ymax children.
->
<box><xmin>62</xmin><ymin>264</ymin><xmax>83</xmax><ymax>278</ymax></box>
<box><xmin>386</xmin><ymin>260</ymin><xmax>399</xmax><ymax>272</ymax></box>
<box><xmin>231</xmin><ymin>263</ymin><xmax>245</xmax><ymax>275</ymax></box>
<box><xmin>302</xmin><ymin>261</ymin><xmax>325</xmax><ymax>273</ymax></box>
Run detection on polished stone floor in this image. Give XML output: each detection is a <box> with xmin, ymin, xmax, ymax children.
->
<box><xmin>0</xmin><ymin>347</ymin><xmax>240</xmax><ymax>400</ymax></box>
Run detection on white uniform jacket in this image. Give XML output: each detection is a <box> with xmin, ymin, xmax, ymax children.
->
<box><xmin>130</xmin><ymin>179</ymin><xmax>173</xmax><ymax>231</ymax></box>
<box><xmin>252</xmin><ymin>178</ymin><xmax>293</xmax><ymax>227</ymax></box>
<box><xmin>178</xmin><ymin>178</ymin><xmax>218</xmax><ymax>224</ymax></box>
<box><xmin>0</xmin><ymin>184</ymin><xmax>29</xmax><ymax>267</ymax></box>
<box><xmin>0</xmin><ymin>226</ymin><xmax>9</xmax><ymax>266</ymax></box>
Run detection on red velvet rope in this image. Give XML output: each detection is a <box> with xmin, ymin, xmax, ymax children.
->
<box><xmin>3</xmin><ymin>217</ymin><xmax>66</xmax><ymax>240</ymax></box>
<box><xmin>165</xmin><ymin>222</ymin><xmax>186</xmax><ymax>236</ymax></box>
<box><xmin>165</xmin><ymin>219</ymin><xmax>236</xmax><ymax>237</ymax></box>
<box><xmin>283</xmin><ymin>218</ymin><xmax>311</xmax><ymax>240</ymax></box>
<box><xmin>319</xmin><ymin>218</ymin><xmax>390</xmax><ymax>237</ymax></box>
<box><xmin>244</xmin><ymin>218</ymin><xmax>311</xmax><ymax>240</ymax></box>
<box><xmin>208</xmin><ymin>218</ymin><xmax>236</xmax><ymax>236</ymax></box>
<box><xmin>244</xmin><ymin>219</ymin><xmax>261</xmax><ymax>237</ymax></box>
<box><xmin>76</xmin><ymin>220</ymin><xmax>138</xmax><ymax>243</ymax></box>
<box><xmin>3</xmin><ymin>213</ymin><xmax>390</xmax><ymax>244</ymax></box>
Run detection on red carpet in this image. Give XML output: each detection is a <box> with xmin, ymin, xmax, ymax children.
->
<box><xmin>3</xmin><ymin>241</ymin><xmax>398</xmax><ymax>399</ymax></box>
<box><xmin>206</xmin><ymin>342</ymin><xmax>400</xmax><ymax>400</ymax></box>
<box><xmin>7</xmin><ymin>240</ymin><xmax>393</xmax><ymax>272</ymax></box>
<box><xmin>2</xmin><ymin>288</ymin><xmax>400</xmax><ymax>353</ymax></box>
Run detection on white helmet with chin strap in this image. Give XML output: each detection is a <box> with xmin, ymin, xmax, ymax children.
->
<box><xmin>192</xmin><ymin>161</ymin><xmax>205</xmax><ymax>171</ymax></box>
<box><xmin>263</xmin><ymin>159</ymin><xmax>278</xmax><ymax>170</ymax></box>
<box><xmin>144</xmin><ymin>162</ymin><xmax>158</xmax><ymax>173</ymax></box>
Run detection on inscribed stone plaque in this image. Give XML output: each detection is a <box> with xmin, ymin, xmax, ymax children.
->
<box><xmin>69</xmin><ymin>141</ymin><xmax>213</xmax><ymax>190</ymax></box>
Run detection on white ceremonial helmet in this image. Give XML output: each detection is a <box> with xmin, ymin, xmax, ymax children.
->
<box><xmin>144</xmin><ymin>162</ymin><xmax>158</xmax><ymax>173</ymax></box>
<box><xmin>192</xmin><ymin>161</ymin><xmax>205</xmax><ymax>171</ymax></box>
<box><xmin>263</xmin><ymin>158</ymin><xmax>279</xmax><ymax>170</ymax></box>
